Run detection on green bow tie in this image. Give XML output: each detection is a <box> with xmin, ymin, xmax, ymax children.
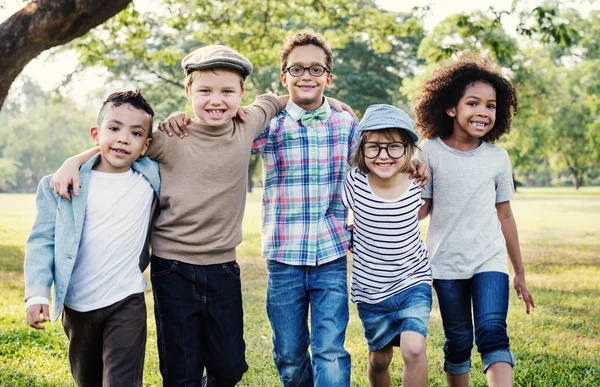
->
<box><xmin>300</xmin><ymin>109</ymin><xmax>327</xmax><ymax>126</ymax></box>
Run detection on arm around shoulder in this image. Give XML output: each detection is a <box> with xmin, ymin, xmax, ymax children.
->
<box><xmin>51</xmin><ymin>147</ymin><xmax>99</xmax><ymax>200</ymax></box>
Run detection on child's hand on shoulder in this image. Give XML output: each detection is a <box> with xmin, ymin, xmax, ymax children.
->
<box><xmin>514</xmin><ymin>272</ymin><xmax>535</xmax><ymax>314</ymax></box>
<box><xmin>409</xmin><ymin>160</ymin><xmax>430</xmax><ymax>188</ymax></box>
<box><xmin>327</xmin><ymin>97</ymin><xmax>357</xmax><ymax>119</ymax></box>
<box><xmin>26</xmin><ymin>304</ymin><xmax>49</xmax><ymax>330</ymax></box>
<box><xmin>158</xmin><ymin>112</ymin><xmax>192</xmax><ymax>138</ymax></box>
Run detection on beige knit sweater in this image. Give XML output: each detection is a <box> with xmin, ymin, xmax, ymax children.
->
<box><xmin>146</xmin><ymin>94</ymin><xmax>281</xmax><ymax>265</ymax></box>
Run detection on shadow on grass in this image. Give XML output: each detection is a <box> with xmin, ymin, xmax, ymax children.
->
<box><xmin>0</xmin><ymin>244</ymin><xmax>25</xmax><ymax>273</ymax></box>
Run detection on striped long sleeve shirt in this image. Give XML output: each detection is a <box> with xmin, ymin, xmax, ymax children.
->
<box><xmin>342</xmin><ymin>167</ymin><xmax>431</xmax><ymax>304</ymax></box>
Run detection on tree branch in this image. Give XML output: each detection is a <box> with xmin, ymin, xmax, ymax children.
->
<box><xmin>0</xmin><ymin>0</ymin><xmax>132</xmax><ymax>110</ymax></box>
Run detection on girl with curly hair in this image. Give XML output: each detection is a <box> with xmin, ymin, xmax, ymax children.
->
<box><xmin>414</xmin><ymin>54</ymin><xmax>535</xmax><ymax>387</ymax></box>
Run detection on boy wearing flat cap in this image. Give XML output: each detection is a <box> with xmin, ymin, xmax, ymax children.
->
<box><xmin>50</xmin><ymin>45</ymin><xmax>288</xmax><ymax>386</ymax></box>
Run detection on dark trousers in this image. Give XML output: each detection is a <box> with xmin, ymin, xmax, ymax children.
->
<box><xmin>151</xmin><ymin>255</ymin><xmax>248</xmax><ymax>387</ymax></box>
<box><xmin>62</xmin><ymin>292</ymin><xmax>147</xmax><ymax>387</ymax></box>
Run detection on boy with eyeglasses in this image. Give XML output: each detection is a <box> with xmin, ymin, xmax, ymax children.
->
<box><xmin>249</xmin><ymin>31</ymin><xmax>356</xmax><ymax>386</ymax></box>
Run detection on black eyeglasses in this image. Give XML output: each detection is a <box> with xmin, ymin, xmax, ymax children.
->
<box><xmin>284</xmin><ymin>65</ymin><xmax>330</xmax><ymax>77</ymax></box>
<box><xmin>362</xmin><ymin>142</ymin><xmax>407</xmax><ymax>159</ymax></box>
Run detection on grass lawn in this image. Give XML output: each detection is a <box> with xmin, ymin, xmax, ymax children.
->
<box><xmin>0</xmin><ymin>187</ymin><xmax>599</xmax><ymax>386</ymax></box>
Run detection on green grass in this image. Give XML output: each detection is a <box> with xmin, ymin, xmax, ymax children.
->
<box><xmin>1</xmin><ymin>187</ymin><xmax>599</xmax><ymax>386</ymax></box>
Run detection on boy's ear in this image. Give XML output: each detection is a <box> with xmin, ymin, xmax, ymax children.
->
<box><xmin>240</xmin><ymin>86</ymin><xmax>245</xmax><ymax>98</ymax></box>
<box><xmin>140</xmin><ymin>137</ymin><xmax>152</xmax><ymax>157</ymax></box>
<box><xmin>324</xmin><ymin>72</ymin><xmax>333</xmax><ymax>88</ymax></box>
<box><xmin>90</xmin><ymin>126</ymin><xmax>100</xmax><ymax>145</ymax></box>
<box><xmin>184</xmin><ymin>84</ymin><xmax>193</xmax><ymax>102</ymax></box>
<box><xmin>446</xmin><ymin>107</ymin><xmax>456</xmax><ymax>117</ymax></box>
<box><xmin>280</xmin><ymin>71</ymin><xmax>288</xmax><ymax>88</ymax></box>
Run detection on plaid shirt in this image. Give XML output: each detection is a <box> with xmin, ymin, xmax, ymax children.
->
<box><xmin>253</xmin><ymin>99</ymin><xmax>359</xmax><ymax>266</ymax></box>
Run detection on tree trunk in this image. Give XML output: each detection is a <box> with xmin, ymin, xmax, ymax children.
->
<box><xmin>0</xmin><ymin>0</ymin><xmax>132</xmax><ymax>110</ymax></box>
<box><xmin>247</xmin><ymin>154</ymin><xmax>260</xmax><ymax>193</ymax></box>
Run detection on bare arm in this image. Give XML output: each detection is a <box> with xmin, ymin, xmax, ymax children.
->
<box><xmin>418</xmin><ymin>198</ymin><xmax>431</xmax><ymax>221</ymax></box>
<box><xmin>50</xmin><ymin>147</ymin><xmax>100</xmax><ymax>200</ymax></box>
<box><xmin>496</xmin><ymin>200</ymin><xmax>535</xmax><ymax>314</ymax></box>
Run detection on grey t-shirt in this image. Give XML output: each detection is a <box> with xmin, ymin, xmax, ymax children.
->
<box><xmin>418</xmin><ymin>137</ymin><xmax>514</xmax><ymax>279</ymax></box>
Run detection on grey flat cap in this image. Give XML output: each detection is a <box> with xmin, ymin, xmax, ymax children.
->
<box><xmin>358</xmin><ymin>104</ymin><xmax>419</xmax><ymax>144</ymax></box>
<box><xmin>181</xmin><ymin>45</ymin><xmax>253</xmax><ymax>79</ymax></box>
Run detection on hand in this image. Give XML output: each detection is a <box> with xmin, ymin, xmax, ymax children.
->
<box><xmin>50</xmin><ymin>158</ymin><xmax>82</xmax><ymax>201</ymax></box>
<box><xmin>26</xmin><ymin>304</ymin><xmax>49</xmax><ymax>330</ymax></box>
<box><xmin>327</xmin><ymin>97</ymin><xmax>357</xmax><ymax>119</ymax></box>
<box><xmin>513</xmin><ymin>273</ymin><xmax>535</xmax><ymax>314</ymax></box>
<box><xmin>345</xmin><ymin>224</ymin><xmax>354</xmax><ymax>253</ymax></box>
<box><xmin>157</xmin><ymin>112</ymin><xmax>191</xmax><ymax>138</ymax></box>
<box><xmin>408</xmin><ymin>160</ymin><xmax>430</xmax><ymax>188</ymax></box>
<box><xmin>236</xmin><ymin>106</ymin><xmax>249</xmax><ymax>122</ymax></box>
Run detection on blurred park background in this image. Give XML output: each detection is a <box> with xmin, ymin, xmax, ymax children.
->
<box><xmin>0</xmin><ymin>0</ymin><xmax>598</xmax><ymax>192</ymax></box>
<box><xmin>0</xmin><ymin>0</ymin><xmax>599</xmax><ymax>385</ymax></box>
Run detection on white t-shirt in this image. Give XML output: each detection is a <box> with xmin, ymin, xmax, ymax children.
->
<box><xmin>64</xmin><ymin>169</ymin><xmax>154</xmax><ymax>311</ymax></box>
<box><xmin>418</xmin><ymin>137</ymin><xmax>514</xmax><ymax>280</ymax></box>
<box><xmin>342</xmin><ymin>167</ymin><xmax>431</xmax><ymax>304</ymax></box>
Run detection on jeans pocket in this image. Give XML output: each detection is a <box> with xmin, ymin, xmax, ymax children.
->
<box><xmin>151</xmin><ymin>258</ymin><xmax>178</xmax><ymax>278</ymax></box>
<box><xmin>222</xmin><ymin>262</ymin><xmax>241</xmax><ymax>280</ymax></box>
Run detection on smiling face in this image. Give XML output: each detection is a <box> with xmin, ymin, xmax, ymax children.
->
<box><xmin>281</xmin><ymin>44</ymin><xmax>332</xmax><ymax>112</ymax></box>
<box><xmin>361</xmin><ymin>130</ymin><xmax>412</xmax><ymax>182</ymax></box>
<box><xmin>446</xmin><ymin>81</ymin><xmax>497</xmax><ymax>143</ymax></box>
<box><xmin>91</xmin><ymin>103</ymin><xmax>152</xmax><ymax>173</ymax></box>
<box><xmin>185</xmin><ymin>69</ymin><xmax>245</xmax><ymax>127</ymax></box>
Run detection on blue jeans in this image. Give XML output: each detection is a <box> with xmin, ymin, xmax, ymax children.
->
<box><xmin>266</xmin><ymin>258</ymin><xmax>351</xmax><ymax>387</ymax></box>
<box><xmin>434</xmin><ymin>272</ymin><xmax>515</xmax><ymax>375</ymax></box>
<box><xmin>151</xmin><ymin>256</ymin><xmax>248</xmax><ymax>387</ymax></box>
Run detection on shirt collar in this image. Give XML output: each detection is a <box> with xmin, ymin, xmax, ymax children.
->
<box><xmin>285</xmin><ymin>98</ymin><xmax>332</xmax><ymax>122</ymax></box>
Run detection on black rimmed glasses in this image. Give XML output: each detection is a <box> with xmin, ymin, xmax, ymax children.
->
<box><xmin>362</xmin><ymin>142</ymin><xmax>407</xmax><ymax>159</ymax></box>
<box><xmin>284</xmin><ymin>65</ymin><xmax>330</xmax><ymax>77</ymax></box>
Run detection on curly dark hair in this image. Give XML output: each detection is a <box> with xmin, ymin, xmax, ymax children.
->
<box><xmin>413</xmin><ymin>54</ymin><xmax>518</xmax><ymax>143</ymax></box>
<box><xmin>280</xmin><ymin>31</ymin><xmax>334</xmax><ymax>73</ymax></box>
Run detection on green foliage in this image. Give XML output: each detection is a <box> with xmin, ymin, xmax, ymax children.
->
<box><xmin>0</xmin><ymin>98</ymin><xmax>94</xmax><ymax>192</ymax></box>
<box><xmin>0</xmin><ymin>158</ymin><xmax>20</xmax><ymax>192</ymax></box>
<box><xmin>68</xmin><ymin>0</ymin><xmax>425</xmax><ymax>118</ymax></box>
<box><xmin>417</xmin><ymin>11</ymin><xmax>518</xmax><ymax>66</ymax></box>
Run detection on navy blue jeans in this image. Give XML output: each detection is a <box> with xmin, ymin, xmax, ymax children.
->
<box><xmin>151</xmin><ymin>255</ymin><xmax>248</xmax><ymax>387</ymax></box>
<box><xmin>433</xmin><ymin>271</ymin><xmax>515</xmax><ymax>375</ymax></box>
<box><xmin>266</xmin><ymin>257</ymin><xmax>351</xmax><ymax>387</ymax></box>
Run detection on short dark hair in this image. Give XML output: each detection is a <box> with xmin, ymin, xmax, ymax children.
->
<box><xmin>97</xmin><ymin>90</ymin><xmax>155</xmax><ymax>138</ymax></box>
<box><xmin>414</xmin><ymin>53</ymin><xmax>518</xmax><ymax>143</ymax></box>
<box><xmin>280</xmin><ymin>31</ymin><xmax>334</xmax><ymax>73</ymax></box>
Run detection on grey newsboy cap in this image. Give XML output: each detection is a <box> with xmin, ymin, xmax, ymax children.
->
<box><xmin>358</xmin><ymin>104</ymin><xmax>419</xmax><ymax>144</ymax></box>
<box><xmin>181</xmin><ymin>45</ymin><xmax>253</xmax><ymax>79</ymax></box>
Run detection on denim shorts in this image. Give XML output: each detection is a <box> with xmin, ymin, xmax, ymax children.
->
<box><xmin>357</xmin><ymin>283</ymin><xmax>432</xmax><ymax>352</ymax></box>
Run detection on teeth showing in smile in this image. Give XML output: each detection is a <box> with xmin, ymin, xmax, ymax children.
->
<box><xmin>207</xmin><ymin>109</ymin><xmax>225</xmax><ymax>115</ymax></box>
<box><xmin>377</xmin><ymin>163</ymin><xmax>392</xmax><ymax>167</ymax></box>
<box><xmin>112</xmin><ymin>148</ymin><xmax>129</xmax><ymax>155</ymax></box>
<box><xmin>471</xmin><ymin>121</ymin><xmax>487</xmax><ymax>129</ymax></box>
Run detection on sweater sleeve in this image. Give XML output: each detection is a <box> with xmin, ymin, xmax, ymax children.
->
<box><xmin>145</xmin><ymin>127</ymin><xmax>167</xmax><ymax>162</ymax></box>
<box><xmin>24</xmin><ymin>176</ymin><xmax>58</xmax><ymax>301</ymax></box>
<box><xmin>243</xmin><ymin>94</ymin><xmax>283</xmax><ymax>139</ymax></box>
